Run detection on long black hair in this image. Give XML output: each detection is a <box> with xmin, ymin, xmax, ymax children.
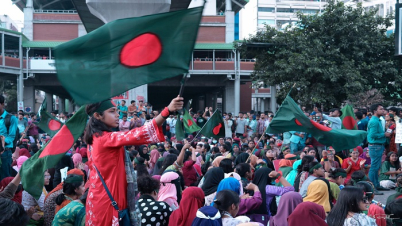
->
<box><xmin>159</xmin><ymin>154</ymin><xmax>177</xmax><ymax>175</ymax></box>
<box><xmin>83</xmin><ymin>103</ymin><xmax>112</xmax><ymax>145</ymax></box>
<box><xmin>326</xmin><ymin>187</ymin><xmax>365</xmax><ymax>226</ymax></box>
<box><xmin>297</xmin><ymin>155</ymin><xmax>315</xmax><ymax>174</ymax></box>
<box><xmin>386</xmin><ymin>152</ymin><xmax>401</xmax><ymax>169</ymax></box>
<box><xmin>219</xmin><ymin>159</ymin><xmax>233</xmax><ymax>173</ymax></box>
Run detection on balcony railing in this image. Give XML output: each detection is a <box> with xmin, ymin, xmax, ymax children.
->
<box><xmin>34</xmin><ymin>9</ymin><xmax>77</xmax><ymax>14</ymax></box>
<box><xmin>191</xmin><ymin>58</ymin><xmax>255</xmax><ymax>71</ymax></box>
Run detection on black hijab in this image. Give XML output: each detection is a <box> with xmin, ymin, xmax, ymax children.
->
<box><xmin>250</xmin><ymin>167</ymin><xmax>274</xmax><ymax>215</ymax></box>
<box><xmin>202</xmin><ymin>167</ymin><xmax>225</xmax><ymax>196</ymax></box>
<box><xmin>234</xmin><ymin>153</ymin><xmax>250</xmax><ymax>166</ymax></box>
<box><xmin>138</xmin><ymin>145</ymin><xmax>150</xmax><ymax>161</ymax></box>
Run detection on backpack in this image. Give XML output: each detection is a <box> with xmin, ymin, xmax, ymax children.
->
<box><xmin>4</xmin><ymin>114</ymin><xmax>19</xmax><ymax>153</ymax></box>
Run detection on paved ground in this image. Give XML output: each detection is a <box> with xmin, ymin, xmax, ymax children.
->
<box><xmin>374</xmin><ymin>189</ymin><xmax>395</xmax><ymax>205</ymax></box>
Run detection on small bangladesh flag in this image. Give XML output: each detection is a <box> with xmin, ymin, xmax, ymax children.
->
<box><xmin>266</xmin><ymin>95</ymin><xmax>367</xmax><ymax>151</ymax></box>
<box><xmin>34</xmin><ymin>110</ymin><xmax>64</xmax><ymax>137</ymax></box>
<box><xmin>183</xmin><ymin>108</ymin><xmax>201</xmax><ymax>133</ymax></box>
<box><xmin>20</xmin><ymin>106</ymin><xmax>88</xmax><ymax>199</ymax></box>
<box><xmin>340</xmin><ymin>104</ymin><xmax>357</xmax><ymax>130</ymax></box>
<box><xmin>54</xmin><ymin>6</ymin><xmax>203</xmax><ymax>105</ymax></box>
<box><xmin>199</xmin><ymin>109</ymin><xmax>225</xmax><ymax>139</ymax></box>
<box><xmin>175</xmin><ymin>117</ymin><xmax>186</xmax><ymax>141</ymax></box>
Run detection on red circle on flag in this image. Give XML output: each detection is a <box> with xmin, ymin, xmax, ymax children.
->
<box><xmin>48</xmin><ymin>119</ymin><xmax>62</xmax><ymax>131</ymax></box>
<box><xmin>187</xmin><ymin>119</ymin><xmax>193</xmax><ymax>126</ymax></box>
<box><xmin>213</xmin><ymin>123</ymin><xmax>223</xmax><ymax>135</ymax></box>
<box><xmin>310</xmin><ymin>120</ymin><xmax>332</xmax><ymax>132</ymax></box>
<box><xmin>120</xmin><ymin>33</ymin><xmax>162</xmax><ymax>67</ymax></box>
<box><xmin>39</xmin><ymin>125</ymin><xmax>74</xmax><ymax>158</ymax></box>
<box><xmin>295</xmin><ymin>119</ymin><xmax>302</xmax><ymax>126</ymax></box>
<box><xmin>342</xmin><ymin>116</ymin><xmax>356</xmax><ymax>130</ymax></box>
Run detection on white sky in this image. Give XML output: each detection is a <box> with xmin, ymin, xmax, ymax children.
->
<box><xmin>0</xmin><ymin>0</ymin><xmax>24</xmax><ymax>30</ymax></box>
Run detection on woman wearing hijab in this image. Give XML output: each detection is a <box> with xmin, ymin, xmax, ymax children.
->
<box><xmin>303</xmin><ymin>179</ymin><xmax>331</xmax><ymax>213</ymax></box>
<box><xmin>269</xmin><ymin>191</ymin><xmax>303</xmax><ymax>226</ymax></box>
<box><xmin>278</xmin><ymin>154</ymin><xmax>296</xmax><ymax>178</ymax></box>
<box><xmin>248</xmin><ymin>167</ymin><xmax>294</xmax><ymax>225</ymax></box>
<box><xmin>72</xmin><ymin>153</ymin><xmax>82</xmax><ymax>169</ymax></box>
<box><xmin>169</xmin><ymin>187</ymin><xmax>205</xmax><ymax>226</ymax></box>
<box><xmin>148</xmin><ymin>148</ymin><xmax>160</xmax><ymax>174</ymax></box>
<box><xmin>202</xmin><ymin>167</ymin><xmax>225</xmax><ymax>206</ymax></box>
<box><xmin>19</xmin><ymin>148</ymin><xmax>31</xmax><ymax>158</ymax></box>
<box><xmin>158</xmin><ymin>172</ymin><xmax>180</xmax><ymax>210</ymax></box>
<box><xmin>287</xmin><ymin>202</ymin><xmax>328</xmax><ymax>226</ymax></box>
<box><xmin>138</xmin><ymin>145</ymin><xmax>150</xmax><ymax>161</ymax></box>
<box><xmin>212</xmin><ymin>177</ymin><xmax>262</xmax><ymax>217</ymax></box>
<box><xmin>191</xmin><ymin>206</ymin><xmax>222</xmax><ymax>226</ymax></box>
<box><xmin>285</xmin><ymin>160</ymin><xmax>301</xmax><ymax>186</ymax></box>
<box><xmin>235</xmin><ymin>153</ymin><xmax>250</xmax><ymax>166</ymax></box>
<box><xmin>0</xmin><ymin>177</ymin><xmax>23</xmax><ymax>203</ymax></box>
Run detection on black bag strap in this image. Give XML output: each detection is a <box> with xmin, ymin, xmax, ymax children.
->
<box><xmin>92</xmin><ymin>164</ymin><xmax>120</xmax><ymax>211</ymax></box>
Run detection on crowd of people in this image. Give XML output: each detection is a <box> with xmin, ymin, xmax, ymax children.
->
<box><xmin>1</xmin><ymin>94</ymin><xmax>402</xmax><ymax>226</ymax></box>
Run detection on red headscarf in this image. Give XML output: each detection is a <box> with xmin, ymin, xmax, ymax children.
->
<box><xmin>287</xmin><ymin>202</ymin><xmax>328</xmax><ymax>226</ymax></box>
<box><xmin>78</xmin><ymin>148</ymin><xmax>88</xmax><ymax>158</ymax></box>
<box><xmin>0</xmin><ymin>177</ymin><xmax>22</xmax><ymax>203</ymax></box>
<box><xmin>19</xmin><ymin>148</ymin><xmax>31</xmax><ymax>158</ymax></box>
<box><xmin>169</xmin><ymin>187</ymin><xmax>205</xmax><ymax>226</ymax></box>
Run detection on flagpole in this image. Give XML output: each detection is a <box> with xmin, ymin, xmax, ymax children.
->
<box><xmin>190</xmin><ymin>109</ymin><xmax>219</xmax><ymax>143</ymax></box>
<box><xmin>245</xmin><ymin>84</ymin><xmax>296</xmax><ymax>163</ymax></box>
<box><xmin>245</xmin><ymin>131</ymin><xmax>266</xmax><ymax>163</ymax></box>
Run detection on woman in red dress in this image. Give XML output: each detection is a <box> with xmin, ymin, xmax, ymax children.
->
<box><xmin>342</xmin><ymin>148</ymin><xmax>366</xmax><ymax>184</ymax></box>
<box><xmin>84</xmin><ymin>96</ymin><xmax>183</xmax><ymax>226</ymax></box>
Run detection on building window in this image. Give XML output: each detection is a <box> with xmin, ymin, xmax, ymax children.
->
<box><xmin>258</xmin><ymin>7</ymin><xmax>276</xmax><ymax>12</ymax></box>
<box><xmin>277</xmin><ymin>8</ymin><xmax>294</xmax><ymax>13</ymax></box>
<box><xmin>258</xmin><ymin>19</ymin><xmax>276</xmax><ymax>26</ymax></box>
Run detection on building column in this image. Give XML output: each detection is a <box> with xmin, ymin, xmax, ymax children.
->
<box><xmin>234</xmin><ymin>51</ymin><xmax>240</xmax><ymax>115</ymax></box>
<box><xmin>261</xmin><ymin>98</ymin><xmax>265</xmax><ymax>113</ymax></box>
<box><xmin>270</xmin><ymin>86</ymin><xmax>277</xmax><ymax>113</ymax></box>
<box><xmin>59</xmin><ymin>97</ymin><xmax>65</xmax><ymax>113</ymax></box>
<box><xmin>23</xmin><ymin>0</ymin><xmax>34</xmax><ymax>40</ymax></box>
<box><xmin>23</xmin><ymin>86</ymin><xmax>35</xmax><ymax>113</ymax></box>
<box><xmin>67</xmin><ymin>100</ymin><xmax>74</xmax><ymax>114</ymax></box>
<box><xmin>45</xmin><ymin>93</ymin><xmax>53</xmax><ymax>112</ymax></box>
<box><xmin>224</xmin><ymin>80</ymin><xmax>234</xmax><ymax>114</ymax></box>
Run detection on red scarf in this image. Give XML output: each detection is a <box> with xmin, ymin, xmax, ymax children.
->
<box><xmin>169</xmin><ymin>187</ymin><xmax>205</xmax><ymax>226</ymax></box>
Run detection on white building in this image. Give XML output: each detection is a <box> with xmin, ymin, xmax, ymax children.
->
<box><xmin>0</xmin><ymin>15</ymin><xmax>21</xmax><ymax>31</ymax></box>
<box><xmin>240</xmin><ymin>0</ymin><xmax>395</xmax><ymax>40</ymax></box>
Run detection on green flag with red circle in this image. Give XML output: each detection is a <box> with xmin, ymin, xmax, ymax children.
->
<box><xmin>34</xmin><ymin>110</ymin><xmax>64</xmax><ymax>137</ymax></box>
<box><xmin>183</xmin><ymin>108</ymin><xmax>201</xmax><ymax>133</ymax></box>
<box><xmin>54</xmin><ymin>6</ymin><xmax>203</xmax><ymax>105</ymax></box>
<box><xmin>266</xmin><ymin>95</ymin><xmax>366</xmax><ymax>151</ymax></box>
<box><xmin>20</xmin><ymin>106</ymin><xmax>88</xmax><ymax>199</ymax></box>
<box><xmin>340</xmin><ymin>104</ymin><xmax>357</xmax><ymax>130</ymax></box>
<box><xmin>199</xmin><ymin>109</ymin><xmax>225</xmax><ymax>139</ymax></box>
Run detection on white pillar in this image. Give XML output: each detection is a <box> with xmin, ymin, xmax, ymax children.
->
<box><xmin>67</xmin><ymin>100</ymin><xmax>74</xmax><ymax>114</ymax></box>
<box><xmin>23</xmin><ymin>0</ymin><xmax>34</xmax><ymax>40</ymax></box>
<box><xmin>270</xmin><ymin>86</ymin><xmax>277</xmax><ymax>113</ymax></box>
<box><xmin>234</xmin><ymin>51</ymin><xmax>240</xmax><ymax>115</ymax></box>
<box><xmin>261</xmin><ymin>98</ymin><xmax>265</xmax><ymax>113</ymax></box>
<box><xmin>225</xmin><ymin>80</ymin><xmax>235</xmax><ymax>114</ymax></box>
<box><xmin>45</xmin><ymin>93</ymin><xmax>53</xmax><ymax>112</ymax></box>
<box><xmin>23</xmin><ymin>86</ymin><xmax>35</xmax><ymax>112</ymax></box>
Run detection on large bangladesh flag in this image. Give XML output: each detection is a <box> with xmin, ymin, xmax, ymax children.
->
<box><xmin>54</xmin><ymin>6</ymin><xmax>203</xmax><ymax>105</ymax></box>
<box><xmin>34</xmin><ymin>110</ymin><xmax>64</xmax><ymax>137</ymax></box>
<box><xmin>199</xmin><ymin>110</ymin><xmax>225</xmax><ymax>139</ymax></box>
<box><xmin>20</xmin><ymin>106</ymin><xmax>87</xmax><ymax>199</ymax></box>
<box><xmin>266</xmin><ymin>95</ymin><xmax>366</xmax><ymax>151</ymax></box>
<box><xmin>340</xmin><ymin>104</ymin><xmax>357</xmax><ymax>130</ymax></box>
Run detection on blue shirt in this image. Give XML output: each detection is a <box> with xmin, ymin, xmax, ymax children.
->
<box><xmin>367</xmin><ymin>115</ymin><xmax>386</xmax><ymax>144</ymax></box>
<box><xmin>322</xmin><ymin>115</ymin><xmax>342</xmax><ymax>129</ymax></box>
<box><xmin>0</xmin><ymin>110</ymin><xmax>18</xmax><ymax>148</ymax></box>
<box><xmin>117</xmin><ymin>105</ymin><xmax>128</xmax><ymax>119</ymax></box>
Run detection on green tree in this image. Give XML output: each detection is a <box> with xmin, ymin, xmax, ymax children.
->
<box><xmin>240</xmin><ymin>0</ymin><xmax>402</xmax><ymax>107</ymax></box>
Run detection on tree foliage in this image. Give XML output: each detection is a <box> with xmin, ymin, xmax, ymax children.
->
<box><xmin>240</xmin><ymin>0</ymin><xmax>402</xmax><ymax>108</ymax></box>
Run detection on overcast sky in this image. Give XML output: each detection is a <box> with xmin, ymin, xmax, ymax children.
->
<box><xmin>0</xmin><ymin>1</ymin><xmax>24</xmax><ymax>30</ymax></box>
